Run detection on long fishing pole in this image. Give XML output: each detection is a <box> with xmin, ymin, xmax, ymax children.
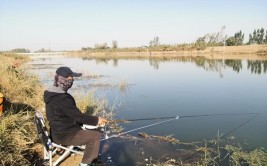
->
<box><xmin>101</xmin><ymin>116</ymin><xmax>179</xmax><ymax>141</ymax></box>
<box><xmin>99</xmin><ymin>112</ymin><xmax>260</xmax><ymax>141</ymax></box>
<box><xmin>112</xmin><ymin>112</ymin><xmax>260</xmax><ymax>122</ymax></box>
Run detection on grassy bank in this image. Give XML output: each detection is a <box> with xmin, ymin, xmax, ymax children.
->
<box><xmin>0</xmin><ymin>53</ymin><xmax>117</xmax><ymax>165</ymax></box>
<box><xmin>0</xmin><ymin>53</ymin><xmax>44</xmax><ymax>165</ymax></box>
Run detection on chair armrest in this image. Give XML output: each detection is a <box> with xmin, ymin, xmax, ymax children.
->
<box><xmin>82</xmin><ymin>124</ymin><xmax>98</xmax><ymax>130</ymax></box>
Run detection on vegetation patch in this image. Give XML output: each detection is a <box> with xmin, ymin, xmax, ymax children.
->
<box><xmin>256</xmin><ymin>50</ymin><xmax>267</xmax><ymax>56</ymax></box>
<box><xmin>135</xmin><ymin>132</ymin><xmax>267</xmax><ymax>166</ymax></box>
<box><xmin>0</xmin><ymin>53</ymin><xmax>44</xmax><ymax>165</ymax></box>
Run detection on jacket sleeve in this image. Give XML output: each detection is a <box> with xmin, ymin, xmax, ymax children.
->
<box><xmin>60</xmin><ymin>94</ymin><xmax>99</xmax><ymax>126</ymax></box>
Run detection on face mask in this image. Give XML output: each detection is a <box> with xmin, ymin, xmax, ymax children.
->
<box><xmin>57</xmin><ymin>75</ymin><xmax>74</xmax><ymax>92</ymax></box>
<box><xmin>66</xmin><ymin>79</ymin><xmax>73</xmax><ymax>90</ymax></box>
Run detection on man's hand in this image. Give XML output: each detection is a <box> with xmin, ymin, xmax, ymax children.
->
<box><xmin>98</xmin><ymin>117</ymin><xmax>109</xmax><ymax>127</ymax></box>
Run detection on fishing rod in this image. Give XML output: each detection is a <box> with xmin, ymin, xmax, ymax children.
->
<box><xmin>111</xmin><ymin>112</ymin><xmax>260</xmax><ymax>123</ymax></box>
<box><xmin>101</xmin><ymin>116</ymin><xmax>179</xmax><ymax>141</ymax></box>
<box><xmin>83</xmin><ymin>112</ymin><xmax>260</xmax><ymax>141</ymax></box>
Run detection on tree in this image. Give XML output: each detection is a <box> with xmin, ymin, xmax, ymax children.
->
<box><xmin>81</xmin><ymin>47</ymin><xmax>93</xmax><ymax>51</ymax></box>
<box><xmin>195</xmin><ymin>26</ymin><xmax>227</xmax><ymax>47</ymax></box>
<box><xmin>253</xmin><ymin>30</ymin><xmax>257</xmax><ymax>42</ymax></box>
<box><xmin>259</xmin><ymin>28</ymin><xmax>265</xmax><ymax>44</ymax></box>
<box><xmin>249</xmin><ymin>34</ymin><xmax>253</xmax><ymax>44</ymax></box>
<box><xmin>234</xmin><ymin>30</ymin><xmax>244</xmax><ymax>45</ymax></box>
<box><xmin>226</xmin><ymin>37</ymin><xmax>236</xmax><ymax>46</ymax></box>
<box><xmin>112</xmin><ymin>40</ymin><xmax>118</xmax><ymax>49</ymax></box>
<box><xmin>94</xmin><ymin>43</ymin><xmax>108</xmax><ymax>49</ymax></box>
<box><xmin>35</xmin><ymin>48</ymin><xmax>51</xmax><ymax>52</ymax></box>
<box><xmin>149</xmin><ymin>36</ymin><xmax>160</xmax><ymax>47</ymax></box>
<box><xmin>248</xmin><ymin>28</ymin><xmax>265</xmax><ymax>44</ymax></box>
<box><xmin>226</xmin><ymin>30</ymin><xmax>244</xmax><ymax>46</ymax></box>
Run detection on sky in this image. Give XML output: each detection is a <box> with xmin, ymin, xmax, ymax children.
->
<box><xmin>0</xmin><ymin>0</ymin><xmax>266</xmax><ymax>51</ymax></box>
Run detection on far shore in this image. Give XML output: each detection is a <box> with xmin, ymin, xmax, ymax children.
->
<box><xmin>67</xmin><ymin>44</ymin><xmax>267</xmax><ymax>60</ymax></box>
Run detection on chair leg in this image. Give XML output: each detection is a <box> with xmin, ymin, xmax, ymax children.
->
<box><xmin>53</xmin><ymin>146</ymin><xmax>74</xmax><ymax>166</ymax></box>
<box><xmin>49</xmin><ymin>150</ymin><xmax>52</xmax><ymax>166</ymax></box>
<box><xmin>52</xmin><ymin>147</ymin><xmax>58</xmax><ymax>156</ymax></box>
<box><xmin>44</xmin><ymin>147</ymin><xmax>49</xmax><ymax>160</ymax></box>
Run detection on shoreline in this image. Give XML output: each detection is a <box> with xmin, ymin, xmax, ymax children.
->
<box><xmin>67</xmin><ymin>44</ymin><xmax>267</xmax><ymax>60</ymax></box>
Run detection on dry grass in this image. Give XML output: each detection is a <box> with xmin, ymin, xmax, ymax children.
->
<box><xmin>0</xmin><ymin>111</ymin><xmax>39</xmax><ymax>165</ymax></box>
<box><xmin>0</xmin><ymin>53</ymin><xmax>44</xmax><ymax>165</ymax></box>
<box><xmin>141</xmin><ymin>133</ymin><xmax>267</xmax><ymax>166</ymax></box>
<box><xmin>0</xmin><ymin>53</ymin><xmax>124</xmax><ymax>165</ymax></box>
<box><xmin>118</xmin><ymin>80</ymin><xmax>128</xmax><ymax>94</ymax></box>
<box><xmin>225</xmin><ymin>145</ymin><xmax>267</xmax><ymax>166</ymax></box>
<box><xmin>0</xmin><ymin>53</ymin><xmax>44</xmax><ymax>110</ymax></box>
<box><xmin>75</xmin><ymin>91</ymin><xmax>124</xmax><ymax>133</ymax></box>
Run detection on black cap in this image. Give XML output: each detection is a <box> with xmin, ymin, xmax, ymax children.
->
<box><xmin>56</xmin><ymin>67</ymin><xmax>82</xmax><ymax>77</ymax></box>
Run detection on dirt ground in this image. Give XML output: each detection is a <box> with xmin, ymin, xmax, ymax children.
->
<box><xmin>42</xmin><ymin>136</ymin><xmax>197</xmax><ymax>166</ymax></box>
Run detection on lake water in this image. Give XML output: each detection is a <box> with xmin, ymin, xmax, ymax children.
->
<box><xmin>29</xmin><ymin>56</ymin><xmax>267</xmax><ymax>165</ymax></box>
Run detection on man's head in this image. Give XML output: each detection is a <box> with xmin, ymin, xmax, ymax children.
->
<box><xmin>56</xmin><ymin>66</ymin><xmax>82</xmax><ymax>78</ymax></box>
<box><xmin>54</xmin><ymin>67</ymin><xmax>82</xmax><ymax>92</ymax></box>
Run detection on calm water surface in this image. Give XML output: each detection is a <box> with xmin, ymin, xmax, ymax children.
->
<box><xmin>29</xmin><ymin>56</ymin><xmax>267</xmax><ymax>165</ymax></box>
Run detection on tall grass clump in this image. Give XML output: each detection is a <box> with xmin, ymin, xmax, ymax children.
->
<box><xmin>0</xmin><ymin>112</ymin><xmax>39</xmax><ymax>165</ymax></box>
<box><xmin>118</xmin><ymin>80</ymin><xmax>128</xmax><ymax>95</ymax></box>
<box><xmin>75</xmin><ymin>91</ymin><xmax>123</xmax><ymax>133</ymax></box>
<box><xmin>0</xmin><ymin>54</ymin><xmax>44</xmax><ymax>110</ymax></box>
<box><xmin>0</xmin><ymin>53</ymin><xmax>44</xmax><ymax>165</ymax></box>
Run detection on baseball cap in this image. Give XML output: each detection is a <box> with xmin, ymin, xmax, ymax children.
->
<box><xmin>56</xmin><ymin>66</ymin><xmax>82</xmax><ymax>77</ymax></box>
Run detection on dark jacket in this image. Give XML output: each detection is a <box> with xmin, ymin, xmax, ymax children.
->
<box><xmin>44</xmin><ymin>90</ymin><xmax>99</xmax><ymax>135</ymax></box>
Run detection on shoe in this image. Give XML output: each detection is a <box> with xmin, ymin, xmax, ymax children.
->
<box><xmin>92</xmin><ymin>154</ymin><xmax>102</xmax><ymax>164</ymax></box>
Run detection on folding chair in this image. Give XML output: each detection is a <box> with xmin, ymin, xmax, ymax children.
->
<box><xmin>34</xmin><ymin>111</ymin><xmax>84</xmax><ymax>166</ymax></box>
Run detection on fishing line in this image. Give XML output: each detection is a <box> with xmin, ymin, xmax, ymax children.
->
<box><xmin>182</xmin><ymin>113</ymin><xmax>260</xmax><ymax>163</ymax></box>
<box><xmin>101</xmin><ymin>116</ymin><xmax>179</xmax><ymax>141</ymax></box>
<box><xmin>98</xmin><ymin>112</ymin><xmax>260</xmax><ymax>164</ymax></box>
<box><xmin>101</xmin><ymin>112</ymin><xmax>260</xmax><ymax>142</ymax></box>
<box><xmin>113</xmin><ymin>112</ymin><xmax>259</xmax><ymax>122</ymax></box>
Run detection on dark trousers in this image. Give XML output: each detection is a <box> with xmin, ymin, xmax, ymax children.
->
<box><xmin>52</xmin><ymin>130</ymin><xmax>101</xmax><ymax>164</ymax></box>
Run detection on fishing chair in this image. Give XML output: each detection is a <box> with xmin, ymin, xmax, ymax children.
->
<box><xmin>34</xmin><ymin>111</ymin><xmax>84</xmax><ymax>166</ymax></box>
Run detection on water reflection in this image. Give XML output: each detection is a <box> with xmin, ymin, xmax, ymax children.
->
<box><xmin>248</xmin><ymin>60</ymin><xmax>267</xmax><ymax>74</ymax></box>
<box><xmin>149</xmin><ymin>59</ymin><xmax>160</xmax><ymax>70</ymax></box>
<box><xmin>225</xmin><ymin>60</ymin><xmax>242</xmax><ymax>73</ymax></box>
<box><xmin>82</xmin><ymin>56</ymin><xmax>267</xmax><ymax>75</ymax></box>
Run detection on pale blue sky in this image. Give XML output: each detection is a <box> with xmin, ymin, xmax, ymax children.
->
<box><xmin>0</xmin><ymin>0</ymin><xmax>266</xmax><ymax>51</ymax></box>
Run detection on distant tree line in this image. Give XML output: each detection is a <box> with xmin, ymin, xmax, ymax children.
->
<box><xmin>195</xmin><ymin>26</ymin><xmax>227</xmax><ymax>49</ymax></box>
<box><xmin>248</xmin><ymin>28</ymin><xmax>267</xmax><ymax>44</ymax></box>
<box><xmin>5</xmin><ymin>48</ymin><xmax>55</xmax><ymax>53</ymax></box>
<box><xmin>10</xmin><ymin>48</ymin><xmax>30</xmax><ymax>53</ymax></box>
<box><xmin>81</xmin><ymin>27</ymin><xmax>267</xmax><ymax>52</ymax></box>
<box><xmin>226</xmin><ymin>28</ymin><xmax>267</xmax><ymax>46</ymax></box>
<box><xmin>82</xmin><ymin>40</ymin><xmax>118</xmax><ymax>51</ymax></box>
<box><xmin>34</xmin><ymin>48</ymin><xmax>52</xmax><ymax>53</ymax></box>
